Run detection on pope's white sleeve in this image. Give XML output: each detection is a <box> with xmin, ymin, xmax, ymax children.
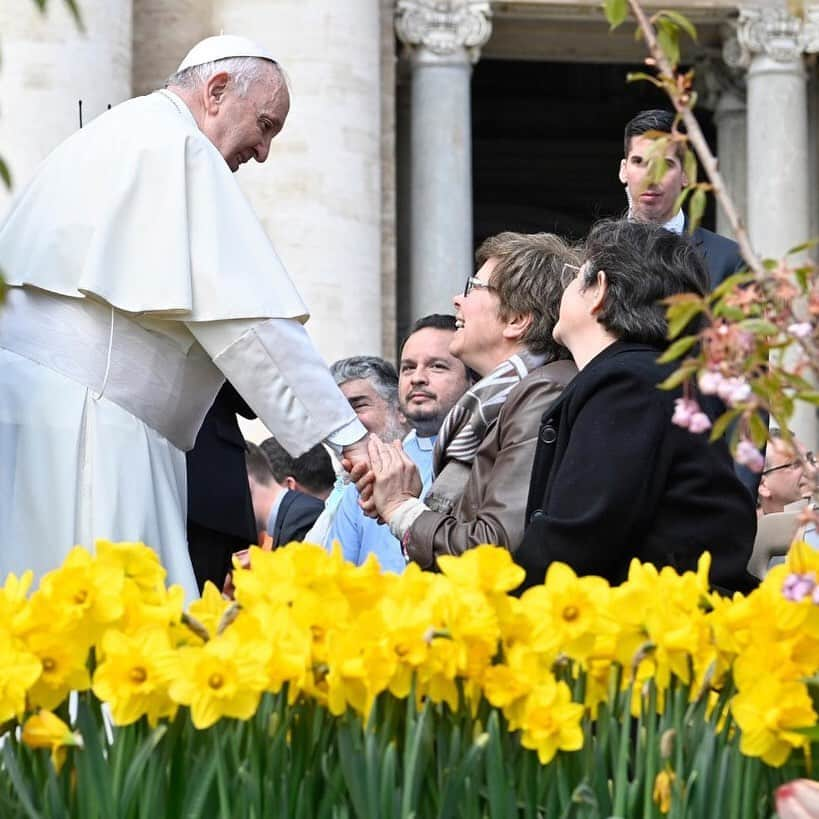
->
<box><xmin>186</xmin><ymin>317</ymin><xmax>366</xmax><ymax>456</ymax></box>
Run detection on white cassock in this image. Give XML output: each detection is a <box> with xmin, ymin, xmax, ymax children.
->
<box><xmin>0</xmin><ymin>90</ymin><xmax>365</xmax><ymax>598</ymax></box>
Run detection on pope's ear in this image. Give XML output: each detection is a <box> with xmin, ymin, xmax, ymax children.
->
<box><xmin>204</xmin><ymin>71</ymin><xmax>230</xmax><ymax>113</ymax></box>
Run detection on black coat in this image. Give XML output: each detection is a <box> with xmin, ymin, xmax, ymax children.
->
<box><xmin>271</xmin><ymin>490</ymin><xmax>325</xmax><ymax>548</ymax></box>
<box><xmin>516</xmin><ymin>342</ymin><xmax>758</xmax><ymax>595</ymax></box>
<box><xmin>186</xmin><ymin>382</ymin><xmax>257</xmax><ymax>545</ymax></box>
<box><xmin>690</xmin><ymin>225</ymin><xmax>744</xmax><ymax>289</ymax></box>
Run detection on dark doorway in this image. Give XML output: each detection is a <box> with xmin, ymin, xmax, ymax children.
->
<box><xmin>471</xmin><ymin>59</ymin><xmax>717</xmax><ymax>246</ymax></box>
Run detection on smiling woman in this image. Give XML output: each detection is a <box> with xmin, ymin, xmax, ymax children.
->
<box><xmin>362</xmin><ymin>231</ymin><xmax>580</xmax><ymax>569</ymax></box>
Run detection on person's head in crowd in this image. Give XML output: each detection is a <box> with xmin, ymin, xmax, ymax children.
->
<box><xmin>620</xmin><ymin>109</ymin><xmax>687</xmax><ymax>226</ymax></box>
<box><xmin>758</xmin><ymin>428</ymin><xmax>817</xmax><ymax>515</ymax></box>
<box><xmin>331</xmin><ymin>356</ymin><xmax>408</xmax><ymax>443</ymax></box>
<box><xmin>245</xmin><ymin>441</ymin><xmax>283</xmax><ymax>535</ymax></box>
<box><xmin>554</xmin><ymin>219</ymin><xmax>708</xmax><ymax>370</ymax></box>
<box><xmin>167</xmin><ymin>37</ymin><xmax>290</xmax><ymax>173</ymax></box>
<box><xmin>260</xmin><ymin>436</ymin><xmax>336</xmax><ymax>501</ymax></box>
<box><xmin>451</xmin><ymin>232</ymin><xmax>580</xmax><ymax>378</ymax></box>
<box><xmin>398</xmin><ymin>314</ymin><xmax>472</xmax><ymax>438</ymax></box>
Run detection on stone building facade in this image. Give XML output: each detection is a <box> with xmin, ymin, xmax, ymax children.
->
<box><xmin>1</xmin><ymin>0</ymin><xmax>817</xmax><ymax>443</ymax></box>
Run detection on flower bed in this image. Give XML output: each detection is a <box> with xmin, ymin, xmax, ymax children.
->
<box><xmin>0</xmin><ymin>540</ymin><xmax>816</xmax><ymax>817</ymax></box>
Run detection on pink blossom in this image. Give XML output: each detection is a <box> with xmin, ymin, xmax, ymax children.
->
<box><xmin>698</xmin><ymin>370</ymin><xmax>723</xmax><ymax>395</ymax></box>
<box><xmin>671</xmin><ymin>398</ymin><xmax>697</xmax><ymax>429</ymax></box>
<box><xmin>789</xmin><ymin>321</ymin><xmax>814</xmax><ymax>339</ymax></box>
<box><xmin>688</xmin><ymin>412</ymin><xmax>712</xmax><ymax>434</ymax></box>
<box><xmin>735</xmin><ymin>438</ymin><xmax>765</xmax><ymax>473</ymax></box>
<box><xmin>783</xmin><ymin>572</ymin><xmax>817</xmax><ymax>603</ymax></box>
<box><xmin>716</xmin><ymin>377</ymin><xmax>751</xmax><ymax>406</ymax></box>
<box><xmin>776</xmin><ymin>779</ymin><xmax>819</xmax><ymax>819</ymax></box>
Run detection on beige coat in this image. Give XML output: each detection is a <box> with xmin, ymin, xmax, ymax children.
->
<box><xmin>406</xmin><ymin>360</ymin><xmax>577</xmax><ymax>568</ymax></box>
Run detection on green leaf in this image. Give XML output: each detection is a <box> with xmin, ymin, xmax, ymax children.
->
<box><xmin>671</xmin><ymin>186</ymin><xmax>692</xmax><ymax>217</ymax></box>
<box><xmin>738</xmin><ymin>318</ymin><xmax>778</xmax><ymax>335</ymax></box>
<box><xmin>604</xmin><ymin>0</ymin><xmax>628</xmax><ymax>29</ymax></box>
<box><xmin>666</xmin><ymin>300</ymin><xmax>704</xmax><ymax>340</ymax></box>
<box><xmin>657</xmin><ymin>363</ymin><xmax>698</xmax><ymax>391</ymax></box>
<box><xmin>657</xmin><ymin>334</ymin><xmax>698</xmax><ymax>362</ymax></box>
<box><xmin>749</xmin><ymin>411</ymin><xmax>768</xmax><ymax>448</ymax></box>
<box><xmin>0</xmin><ymin>157</ymin><xmax>11</xmax><ymax>190</ymax></box>
<box><xmin>657</xmin><ymin>9</ymin><xmax>698</xmax><ymax>40</ymax></box>
<box><xmin>786</xmin><ymin>236</ymin><xmax>819</xmax><ymax>255</ymax></box>
<box><xmin>709</xmin><ymin>407</ymin><xmax>742</xmax><ymax>443</ymax></box>
<box><xmin>626</xmin><ymin>71</ymin><xmax>663</xmax><ymax>88</ymax></box>
<box><xmin>683</xmin><ymin>147</ymin><xmax>698</xmax><ymax>186</ymax></box>
<box><xmin>710</xmin><ymin>271</ymin><xmax>755</xmax><ymax>300</ymax></box>
<box><xmin>688</xmin><ymin>187</ymin><xmax>706</xmax><ymax>232</ymax></box>
<box><xmin>797</xmin><ymin>391</ymin><xmax>819</xmax><ymax>406</ymax></box>
<box><xmin>656</xmin><ymin>20</ymin><xmax>680</xmax><ymax>66</ymax></box>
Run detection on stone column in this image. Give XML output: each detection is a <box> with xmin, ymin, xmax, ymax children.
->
<box><xmin>729</xmin><ymin>6</ymin><xmax>819</xmax><ymax>447</ymax></box>
<box><xmin>396</xmin><ymin>0</ymin><xmax>491</xmax><ymax>320</ymax></box>
<box><xmin>211</xmin><ymin>0</ymin><xmax>384</xmax><ymax>366</ymax></box>
<box><xmin>0</xmin><ymin>0</ymin><xmax>132</xmax><ymax>213</ymax></box>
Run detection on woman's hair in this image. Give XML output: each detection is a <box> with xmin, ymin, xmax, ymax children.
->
<box><xmin>581</xmin><ymin>218</ymin><xmax>709</xmax><ymax>347</ymax></box>
<box><xmin>476</xmin><ymin>231</ymin><xmax>581</xmax><ymax>360</ymax></box>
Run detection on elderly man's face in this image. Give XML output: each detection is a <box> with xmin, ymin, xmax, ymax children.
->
<box><xmin>204</xmin><ymin>66</ymin><xmax>290</xmax><ymax>172</ymax></box>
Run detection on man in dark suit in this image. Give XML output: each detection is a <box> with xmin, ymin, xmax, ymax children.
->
<box><xmin>618</xmin><ymin>109</ymin><xmax>760</xmax><ymax>499</ymax></box>
<box><xmin>245</xmin><ymin>442</ymin><xmax>324</xmax><ymax>547</ymax></box>
<box><xmin>619</xmin><ymin>109</ymin><xmax>744</xmax><ymax>288</ymax></box>
<box><xmin>186</xmin><ymin>382</ymin><xmax>258</xmax><ymax>592</ymax></box>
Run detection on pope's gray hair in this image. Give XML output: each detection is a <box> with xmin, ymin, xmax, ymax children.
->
<box><xmin>166</xmin><ymin>56</ymin><xmax>286</xmax><ymax>98</ymax></box>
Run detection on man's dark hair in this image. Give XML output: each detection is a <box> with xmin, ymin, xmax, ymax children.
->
<box><xmin>261</xmin><ymin>436</ymin><xmax>335</xmax><ymax>495</ymax></box>
<box><xmin>623</xmin><ymin>109</ymin><xmax>680</xmax><ymax>157</ymax></box>
<box><xmin>330</xmin><ymin>356</ymin><xmax>399</xmax><ymax>406</ymax></box>
<box><xmin>245</xmin><ymin>441</ymin><xmax>275</xmax><ymax>485</ymax></box>
<box><xmin>580</xmin><ymin>218</ymin><xmax>708</xmax><ymax>348</ymax></box>
<box><xmin>399</xmin><ymin>314</ymin><xmax>457</xmax><ymax>356</ymax></box>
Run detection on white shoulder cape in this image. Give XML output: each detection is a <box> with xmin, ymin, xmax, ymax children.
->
<box><xmin>0</xmin><ymin>91</ymin><xmax>308</xmax><ymax>322</ymax></box>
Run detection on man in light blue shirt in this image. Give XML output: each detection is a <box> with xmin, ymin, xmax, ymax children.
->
<box><xmin>329</xmin><ymin>315</ymin><xmax>471</xmax><ymax>571</ymax></box>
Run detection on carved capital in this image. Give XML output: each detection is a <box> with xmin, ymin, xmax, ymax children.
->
<box><xmin>727</xmin><ymin>6</ymin><xmax>819</xmax><ymax>67</ymax></box>
<box><xmin>395</xmin><ymin>0</ymin><xmax>492</xmax><ymax>63</ymax></box>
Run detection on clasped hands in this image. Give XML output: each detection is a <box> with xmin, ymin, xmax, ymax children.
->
<box><xmin>343</xmin><ymin>434</ymin><xmax>422</xmax><ymax>523</ymax></box>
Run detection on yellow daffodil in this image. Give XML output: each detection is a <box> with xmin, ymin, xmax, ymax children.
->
<box><xmin>21</xmin><ymin>710</ymin><xmax>83</xmax><ymax>773</ymax></box>
<box><xmin>169</xmin><ymin>631</ymin><xmax>269</xmax><ymax>729</ymax></box>
<box><xmin>518</xmin><ymin>676</ymin><xmax>584</xmax><ymax>764</ymax></box>
<box><xmin>437</xmin><ymin>545</ymin><xmax>525</xmax><ymax>595</ymax></box>
<box><xmin>24</xmin><ymin>629</ymin><xmax>91</xmax><ymax>710</ymax></box>
<box><xmin>732</xmin><ymin>676</ymin><xmax>816</xmax><ymax>766</ymax></box>
<box><xmin>92</xmin><ymin>628</ymin><xmax>179</xmax><ymax>726</ymax></box>
<box><xmin>186</xmin><ymin>581</ymin><xmax>232</xmax><ymax>642</ymax></box>
<box><xmin>0</xmin><ymin>630</ymin><xmax>43</xmax><ymax>722</ymax></box>
<box><xmin>653</xmin><ymin>769</ymin><xmax>676</xmax><ymax>814</ymax></box>
<box><xmin>20</xmin><ymin>547</ymin><xmax>123</xmax><ymax>645</ymax></box>
<box><xmin>94</xmin><ymin>540</ymin><xmax>167</xmax><ymax>603</ymax></box>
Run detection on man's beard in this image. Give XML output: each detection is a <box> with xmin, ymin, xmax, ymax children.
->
<box><xmin>377</xmin><ymin>413</ymin><xmax>410</xmax><ymax>444</ymax></box>
<box><xmin>403</xmin><ymin>406</ymin><xmax>445</xmax><ymax>438</ymax></box>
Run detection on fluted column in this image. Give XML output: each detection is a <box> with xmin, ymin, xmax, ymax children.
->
<box><xmin>0</xmin><ymin>0</ymin><xmax>132</xmax><ymax>213</ymax></box>
<box><xmin>728</xmin><ymin>5</ymin><xmax>819</xmax><ymax>447</ymax></box>
<box><xmin>211</xmin><ymin>0</ymin><xmax>384</xmax><ymax>364</ymax></box>
<box><xmin>729</xmin><ymin>6</ymin><xmax>819</xmax><ymax>258</ymax></box>
<box><xmin>396</xmin><ymin>0</ymin><xmax>491</xmax><ymax>319</ymax></box>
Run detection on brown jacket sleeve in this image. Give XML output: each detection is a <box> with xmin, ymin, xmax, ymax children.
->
<box><xmin>405</xmin><ymin>361</ymin><xmax>576</xmax><ymax>568</ymax></box>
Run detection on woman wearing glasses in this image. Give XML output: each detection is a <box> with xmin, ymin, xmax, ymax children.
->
<box><xmin>515</xmin><ymin>219</ymin><xmax>758</xmax><ymax>595</ymax></box>
<box><xmin>361</xmin><ymin>231</ymin><xmax>579</xmax><ymax>568</ymax></box>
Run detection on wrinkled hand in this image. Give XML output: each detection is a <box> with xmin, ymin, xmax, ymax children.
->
<box><xmin>365</xmin><ymin>436</ymin><xmax>423</xmax><ymax>523</ymax></box>
<box><xmin>341</xmin><ymin>437</ymin><xmax>371</xmax><ymax>473</ymax></box>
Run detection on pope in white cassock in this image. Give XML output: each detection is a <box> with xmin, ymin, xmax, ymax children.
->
<box><xmin>0</xmin><ymin>35</ymin><xmax>369</xmax><ymax>599</ymax></box>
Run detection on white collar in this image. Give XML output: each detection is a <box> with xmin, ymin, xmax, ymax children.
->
<box><xmin>626</xmin><ymin>209</ymin><xmax>685</xmax><ymax>235</ymax></box>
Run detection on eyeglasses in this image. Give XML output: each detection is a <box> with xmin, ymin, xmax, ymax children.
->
<box><xmin>463</xmin><ymin>276</ymin><xmax>495</xmax><ymax>298</ymax></box>
<box><xmin>762</xmin><ymin>451</ymin><xmax>816</xmax><ymax>476</ymax></box>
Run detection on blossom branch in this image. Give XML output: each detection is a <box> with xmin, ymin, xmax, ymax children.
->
<box><xmin>626</xmin><ymin>0</ymin><xmax>764</xmax><ymax>277</ymax></box>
